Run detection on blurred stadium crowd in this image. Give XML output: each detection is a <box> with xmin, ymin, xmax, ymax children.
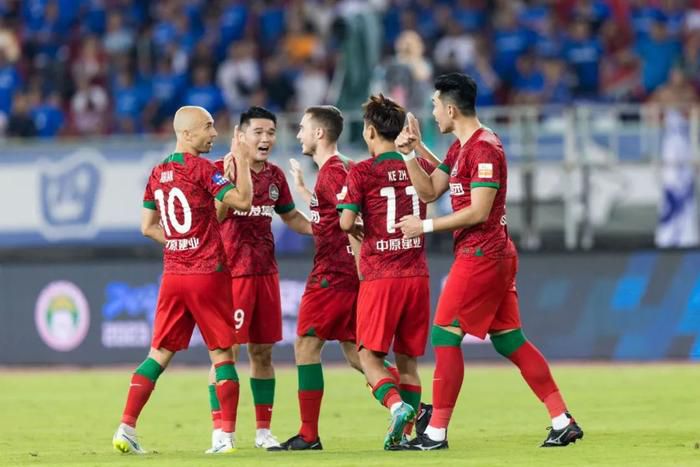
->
<box><xmin>2</xmin><ymin>0</ymin><xmax>700</xmax><ymax>138</ymax></box>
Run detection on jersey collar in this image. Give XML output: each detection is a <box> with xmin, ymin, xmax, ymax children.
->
<box><xmin>373</xmin><ymin>151</ymin><xmax>404</xmax><ymax>163</ymax></box>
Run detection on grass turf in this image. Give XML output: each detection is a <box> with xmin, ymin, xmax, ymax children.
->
<box><xmin>0</xmin><ymin>363</ymin><xmax>698</xmax><ymax>466</ymax></box>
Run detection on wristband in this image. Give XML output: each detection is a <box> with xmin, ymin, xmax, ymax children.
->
<box><xmin>401</xmin><ymin>150</ymin><xmax>416</xmax><ymax>162</ymax></box>
<box><xmin>422</xmin><ymin>219</ymin><xmax>434</xmax><ymax>233</ymax></box>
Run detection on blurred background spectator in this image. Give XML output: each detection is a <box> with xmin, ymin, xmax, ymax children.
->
<box><xmin>3</xmin><ymin>0</ymin><xmax>700</xmax><ymax>137</ymax></box>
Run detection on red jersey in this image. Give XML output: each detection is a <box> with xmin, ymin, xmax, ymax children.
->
<box><xmin>142</xmin><ymin>152</ymin><xmax>234</xmax><ymax>274</ymax></box>
<box><xmin>438</xmin><ymin>128</ymin><xmax>517</xmax><ymax>259</ymax></box>
<box><xmin>338</xmin><ymin>151</ymin><xmax>432</xmax><ymax>281</ymax></box>
<box><xmin>215</xmin><ymin>159</ymin><xmax>295</xmax><ymax>277</ymax></box>
<box><xmin>308</xmin><ymin>155</ymin><xmax>359</xmax><ymax>291</ymax></box>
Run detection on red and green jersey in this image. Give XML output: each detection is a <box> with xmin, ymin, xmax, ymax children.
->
<box><xmin>338</xmin><ymin>151</ymin><xmax>433</xmax><ymax>281</ymax></box>
<box><xmin>438</xmin><ymin>128</ymin><xmax>517</xmax><ymax>259</ymax></box>
<box><xmin>142</xmin><ymin>152</ymin><xmax>234</xmax><ymax>274</ymax></box>
<box><xmin>214</xmin><ymin>159</ymin><xmax>295</xmax><ymax>277</ymax></box>
<box><xmin>308</xmin><ymin>155</ymin><xmax>359</xmax><ymax>291</ymax></box>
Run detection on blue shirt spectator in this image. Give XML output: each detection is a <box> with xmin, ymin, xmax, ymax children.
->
<box><xmin>220</xmin><ymin>3</ymin><xmax>249</xmax><ymax>44</ymax></box>
<box><xmin>113</xmin><ymin>71</ymin><xmax>147</xmax><ymax>126</ymax></box>
<box><xmin>563</xmin><ymin>21</ymin><xmax>602</xmax><ymax>96</ymax></box>
<box><xmin>636</xmin><ymin>21</ymin><xmax>682</xmax><ymax>93</ymax></box>
<box><xmin>0</xmin><ymin>57</ymin><xmax>20</xmax><ymax>115</ymax></box>
<box><xmin>491</xmin><ymin>10</ymin><xmax>532</xmax><ymax>84</ymax></box>
<box><xmin>184</xmin><ymin>66</ymin><xmax>225</xmax><ymax>115</ymax></box>
<box><xmin>30</xmin><ymin>92</ymin><xmax>64</xmax><ymax>138</ymax></box>
<box><xmin>259</xmin><ymin>4</ymin><xmax>285</xmax><ymax>47</ymax></box>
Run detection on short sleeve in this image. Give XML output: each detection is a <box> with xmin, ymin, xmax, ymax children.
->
<box><xmin>142</xmin><ymin>178</ymin><xmax>156</xmax><ymax>210</ymax></box>
<box><xmin>199</xmin><ymin>158</ymin><xmax>236</xmax><ymax>201</ymax></box>
<box><xmin>469</xmin><ymin>142</ymin><xmax>501</xmax><ymax>189</ymax></box>
<box><xmin>437</xmin><ymin>140</ymin><xmax>461</xmax><ymax>175</ymax></box>
<box><xmin>336</xmin><ymin>164</ymin><xmax>363</xmax><ymax>213</ymax></box>
<box><xmin>274</xmin><ymin>169</ymin><xmax>296</xmax><ymax>214</ymax></box>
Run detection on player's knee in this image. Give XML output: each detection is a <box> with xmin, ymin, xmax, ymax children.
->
<box><xmin>248</xmin><ymin>344</ymin><xmax>273</xmax><ymax>367</ymax></box>
<box><xmin>430</xmin><ymin>325</ymin><xmax>463</xmax><ymax>347</ymax></box>
<box><xmin>490</xmin><ymin>328</ymin><xmax>526</xmax><ymax>357</ymax></box>
<box><xmin>295</xmin><ymin>336</ymin><xmax>322</xmax><ymax>364</ymax></box>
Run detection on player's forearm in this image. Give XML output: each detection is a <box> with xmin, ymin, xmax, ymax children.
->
<box><xmin>404</xmin><ymin>157</ymin><xmax>439</xmax><ymax>202</ymax></box>
<box><xmin>432</xmin><ymin>207</ymin><xmax>488</xmax><ymax>233</ymax></box>
<box><xmin>284</xmin><ymin>211</ymin><xmax>313</xmax><ymax>235</ymax></box>
<box><xmin>230</xmin><ymin>157</ymin><xmax>253</xmax><ymax>211</ymax></box>
<box><xmin>348</xmin><ymin>234</ymin><xmax>363</xmax><ymax>280</ymax></box>
<box><xmin>215</xmin><ymin>200</ymin><xmax>229</xmax><ymax>222</ymax></box>
<box><xmin>415</xmin><ymin>142</ymin><xmax>442</xmax><ymax>167</ymax></box>
<box><xmin>142</xmin><ymin>224</ymin><xmax>167</xmax><ymax>245</ymax></box>
<box><xmin>295</xmin><ymin>184</ymin><xmax>314</xmax><ymax>205</ymax></box>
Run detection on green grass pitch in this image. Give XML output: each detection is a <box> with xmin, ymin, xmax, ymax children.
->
<box><xmin>1</xmin><ymin>363</ymin><xmax>698</xmax><ymax>466</ymax></box>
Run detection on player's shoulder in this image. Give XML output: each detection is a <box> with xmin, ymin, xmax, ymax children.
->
<box><xmin>467</xmin><ymin>129</ymin><xmax>504</xmax><ymax>159</ymax></box>
<box><xmin>213</xmin><ymin>158</ymin><xmax>225</xmax><ymax>171</ymax></box>
<box><xmin>323</xmin><ymin>155</ymin><xmax>353</xmax><ymax>177</ymax></box>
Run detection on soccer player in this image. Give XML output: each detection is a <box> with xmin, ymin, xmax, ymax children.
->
<box><xmin>112</xmin><ymin>106</ymin><xmax>253</xmax><ymax>455</ymax></box>
<box><xmin>207</xmin><ymin>106</ymin><xmax>313</xmax><ymax>451</ymax></box>
<box><xmin>394</xmin><ymin>72</ymin><xmax>584</xmax><ymax>449</ymax></box>
<box><xmin>338</xmin><ymin>95</ymin><xmax>434</xmax><ymax>450</ymax></box>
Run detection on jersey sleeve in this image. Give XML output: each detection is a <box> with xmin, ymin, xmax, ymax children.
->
<box><xmin>468</xmin><ymin>142</ymin><xmax>502</xmax><ymax>189</ymax></box>
<box><xmin>437</xmin><ymin>140</ymin><xmax>460</xmax><ymax>174</ymax></box>
<box><xmin>336</xmin><ymin>164</ymin><xmax>363</xmax><ymax>213</ymax></box>
<box><xmin>199</xmin><ymin>158</ymin><xmax>236</xmax><ymax>201</ymax></box>
<box><xmin>274</xmin><ymin>168</ymin><xmax>296</xmax><ymax>214</ymax></box>
<box><xmin>142</xmin><ymin>177</ymin><xmax>156</xmax><ymax>210</ymax></box>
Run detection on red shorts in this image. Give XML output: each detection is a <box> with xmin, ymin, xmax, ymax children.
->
<box><xmin>296</xmin><ymin>287</ymin><xmax>357</xmax><ymax>342</ymax></box>
<box><xmin>435</xmin><ymin>256</ymin><xmax>521</xmax><ymax>339</ymax></box>
<box><xmin>231</xmin><ymin>273</ymin><xmax>282</xmax><ymax>344</ymax></box>
<box><xmin>356</xmin><ymin>276</ymin><xmax>430</xmax><ymax>357</ymax></box>
<box><xmin>151</xmin><ymin>272</ymin><xmax>236</xmax><ymax>352</ymax></box>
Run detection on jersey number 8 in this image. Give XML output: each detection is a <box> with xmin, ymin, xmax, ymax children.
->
<box><xmin>154</xmin><ymin>187</ymin><xmax>192</xmax><ymax>236</ymax></box>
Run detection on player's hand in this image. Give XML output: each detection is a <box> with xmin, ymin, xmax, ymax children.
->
<box><xmin>348</xmin><ymin>219</ymin><xmax>364</xmax><ymax>241</ymax></box>
<box><xmin>395</xmin><ymin>112</ymin><xmax>420</xmax><ymax>155</ymax></box>
<box><xmin>396</xmin><ymin>215</ymin><xmax>423</xmax><ymax>239</ymax></box>
<box><xmin>289</xmin><ymin>158</ymin><xmax>305</xmax><ymax>189</ymax></box>
<box><xmin>231</xmin><ymin>125</ymin><xmax>253</xmax><ymax>161</ymax></box>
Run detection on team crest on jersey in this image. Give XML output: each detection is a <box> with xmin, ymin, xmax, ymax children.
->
<box><xmin>212</xmin><ymin>172</ymin><xmax>228</xmax><ymax>185</ymax></box>
<box><xmin>451</xmin><ymin>161</ymin><xmax>458</xmax><ymax>177</ymax></box>
<box><xmin>269</xmin><ymin>183</ymin><xmax>280</xmax><ymax>201</ymax></box>
<box><xmin>478</xmin><ymin>163</ymin><xmax>493</xmax><ymax>178</ymax></box>
<box><xmin>310</xmin><ymin>193</ymin><xmax>319</xmax><ymax>207</ymax></box>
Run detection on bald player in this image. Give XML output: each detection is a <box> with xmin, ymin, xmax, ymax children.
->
<box><xmin>112</xmin><ymin>106</ymin><xmax>253</xmax><ymax>455</ymax></box>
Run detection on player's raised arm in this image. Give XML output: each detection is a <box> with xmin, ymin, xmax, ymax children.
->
<box><xmin>288</xmin><ymin>158</ymin><xmax>314</xmax><ymax>205</ymax></box>
<box><xmin>140</xmin><ymin>207</ymin><xmax>166</xmax><ymax>245</ymax></box>
<box><xmin>395</xmin><ymin>113</ymin><xmax>449</xmax><ymax>203</ymax></box>
<box><xmin>220</xmin><ymin>126</ymin><xmax>253</xmax><ymax>212</ymax></box>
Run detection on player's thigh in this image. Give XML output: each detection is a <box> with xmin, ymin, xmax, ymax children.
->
<box><xmin>248</xmin><ymin>273</ymin><xmax>282</xmax><ymax>344</ymax></box>
<box><xmin>356</xmin><ymin>278</ymin><xmax>401</xmax><ymax>355</ymax></box>
<box><xmin>183</xmin><ymin>272</ymin><xmax>237</xmax><ymax>350</ymax></box>
<box><xmin>231</xmin><ymin>276</ymin><xmax>258</xmax><ymax>343</ymax></box>
<box><xmin>394</xmin><ymin>277</ymin><xmax>430</xmax><ymax>358</ymax></box>
<box><xmin>152</xmin><ymin>274</ymin><xmax>196</xmax><ymax>352</ymax></box>
<box><xmin>435</xmin><ymin>257</ymin><xmax>510</xmax><ymax>339</ymax></box>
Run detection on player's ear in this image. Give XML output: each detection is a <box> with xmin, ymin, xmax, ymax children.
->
<box><xmin>314</xmin><ymin>126</ymin><xmax>324</xmax><ymax>140</ymax></box>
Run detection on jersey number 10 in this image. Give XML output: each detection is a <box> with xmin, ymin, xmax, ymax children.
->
<box><xmin>154</xmin><ymin>188</ymin><xmax>192</xmax><ymax>236</ymax></box>
<box><xmin>380</xmin><ymin>186</ymin><xmax>420</xmax><ymax>234</ymax></box>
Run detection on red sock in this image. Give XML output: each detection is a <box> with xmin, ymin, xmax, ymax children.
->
<box><xmin>298</xmin><ymin>389</ymin><xmax>323</xmax><ymax>442</ymax></box>
<box><xmin>211</xmin><ymin>410</ymin><xmax>222</xmax><ymax>430</ymax></box>
<box><xmin>255</xmin><ymin>404</ymin><xmax>273</xmax><ymax>429</ymax></box>
<box><xmin>507</xmin><ymin>341</ymin><xmax>563</xmax><ymax>415</ymax></box>
<box><xmin>216</xmin><ymin>380</ymin><xmax>240</xmax><ymax>433</ymax></box>
<box><xmin>431</xmin><ymin>346</ymin><xmax>464</xmax><ymax>429</ymax></box>
<box><xmin>386</xmin><ymin>364</ymin><xmax>400</xmax><ymax>384</ymax></box>
<box><xmin>121</xmin><ymin>374</ymin><xmax>155</xmax><ymax>428</ymax></box>
<box><xmin>372</xmin><ymin>378</ymin><xmax>402</xmax><ymax>409</ymax></box>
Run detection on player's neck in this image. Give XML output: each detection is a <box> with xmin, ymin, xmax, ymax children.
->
<box><xmin>250</xmin><ymin>159</ymin><xmax>266</xmax><ymax>173</ymax></box>
<box><xmin>453</xmin><ymin>117</ymin><xmax>482</xmax><ymax>146</ymax></box>
<box><xmin>370</xmin><ymin>141</ymin><xmax>397</xmax><ymax>157</ymax></box>
<box><xmin>313</xmin><ymin>143</ymin><xmax>339</xmax><ymax>169</ymax></box>
<box><xmin>174</xmin><ymin>144</ymin><xmax>199</xmax><ymax>156</ymax></box>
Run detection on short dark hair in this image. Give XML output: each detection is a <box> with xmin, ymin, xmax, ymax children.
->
<box><xmin>305</xmin><ymin>105</ymin><xmax>344</xmax><ymax>142</ymax></box>
<box><xmin>362</xmin><ymin>94</ymin><xmax>406</xmax><ymax>141</ymax></box>
<box><xmin>240</xmin><ymin>106</ymin><xmax>277</xmax><ymax>127</ymax></box>
<box><xmin>434</xmin><ymin>73</ymin><xmax>477</xmax><ymax>116</ymax></box>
